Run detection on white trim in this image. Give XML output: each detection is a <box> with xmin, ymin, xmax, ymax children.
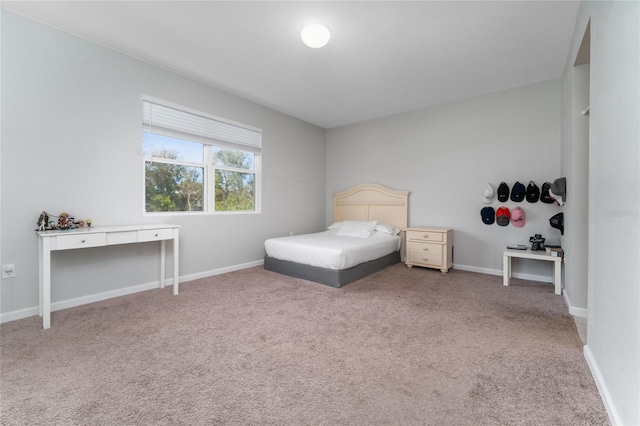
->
<box><xmin>0</xmin><ymin>259</ymin><xmax>264</xmax><ymax>325</ymax></box>
<box><xmin>453</xmin><ymin>263</ymin><xmax>553</xmax><ymax>283</ymax></box>
<box><xmin>584</xmin><ymin>345</ymin><xmax>623</xmax><ymax>426</ymax></box>
<box><xmin>178</xmin><ymin>259</ymin><xmax>264</xmax><ymax>283</ymax></box>
<box><xmin>0</xmin><ymin>306</ymin><xmax>37</xmax><ymax>324</ymax></box>
<box><xmin>563</xmin><ymin>288</ymin><xmax>588</xmax><ymax>318</ymax></box>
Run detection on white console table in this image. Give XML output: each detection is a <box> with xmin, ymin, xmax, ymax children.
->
<box><xmin>503</xmin><ymin>248</ymin><xmax>562</xmax><ymax>295</ymax></box>
<box><xmin>37</xmin><ymin>224</ymin><xmax>180</xmax><ymax>329</ymax></box>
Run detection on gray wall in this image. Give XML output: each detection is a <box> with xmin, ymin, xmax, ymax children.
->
<box><xmin>1</xmin><ymin>11</ymin><xmax>326</xmax><ymax>317</ymax></box>
<box><xmin>562</xmin><ymin>2</ymin><xmax>639</xmax><ymax>425</ymax></box>
<box><xmin>561</xmin><ymin>59</ymin><xmax>590</xmax><ymax>316</ymax></box>
<box><xmin>326</xmin><ymin>79</ymin><xmax>564</xmax><ymax>281</ymax></box>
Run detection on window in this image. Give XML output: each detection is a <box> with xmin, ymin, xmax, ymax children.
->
<box><xmin>142</xmin><ymin>99</ymin><xmax>262</xmax><ymax>214</ymax></box>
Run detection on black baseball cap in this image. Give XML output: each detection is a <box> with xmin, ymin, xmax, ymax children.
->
<box><xmin>510</xmin><ymin>181</ymin><xmax>525</xmax><ymax>202</ymax></box>
<box><xmin>550</xmin><ymin>212</ymin><xmax>564</xmax><ymax>235</ymax></box>
<box><xmin>497</xmin><ymin>182</ymin><xmax>509</xmax><ymax>202</ymax></box>
<box><xmin>540</xmin><ymin>182</ymin><xmax>555</xmax><ymax>204</ymax></box>
<box><xmin>526</xmin><ymin>181</ymin><xmax>540</xmax><ymax>203</ymax></box>
<box><xmin>481</xmin><ymin>207</ymin><xmax>495</xmax><ymax>224</ymax></box>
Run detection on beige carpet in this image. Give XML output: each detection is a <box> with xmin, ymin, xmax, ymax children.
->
<box><xmin>1</xmin><ymin>264</ymin><xmax>608</xmax><ymax>425</ymax></box>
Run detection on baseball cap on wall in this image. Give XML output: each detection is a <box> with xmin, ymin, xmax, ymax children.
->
<box><xmin>481</xmin><ymin>207</ymin><xmax>495</xmax><ymax>224</ymax></box>
<box><xmin>540</xmin><ymin>182</ymin><xmax>555</xmax><ymax>204</ymax></box>
<box><xmin>526</xmin><ymin>181</ymin><xmax>540</xmax><ymax>203</ymax></box>
<box><xmin>550</xmin><ymin>177</ymin><xmax>566</xmax><ymax>205</ymax></box>
<box><xmin>482</xmin><ymin>183</ymin><xmax>495</xmax><ymax>204</ymax></box>
<box><xmin>550</xmin><ymin>212</ymin><xmax>564</xmax><ymax>235</ymax></box>
<box><xmin>497</xmin><ymin>182</ymin><xmax>509</xmax><ymax>202</ymax></box>
<box><xmin>511</xmin><ymin>207</ymin><xmax>525</xmax><ymax>227</ymax></box>
<box><xmin>510</xmin><ymin>181</ymin><xmax>526</xmax><ymax>202</ymax></box>
<box><xmin>496</xmin><ymin>207</ymin><xmax>511</xmax><ymax>226</ymax></box>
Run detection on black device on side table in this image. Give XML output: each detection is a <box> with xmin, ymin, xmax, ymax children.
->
<box><xmin>529</xmin><ymin>234</ymin><xmax>546</xmax><ymax>251</ymax></box>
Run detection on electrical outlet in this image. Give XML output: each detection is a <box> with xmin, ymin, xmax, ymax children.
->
<box><xmin>2</xmin><ymin>264</ymin><xmax>16</xmax><ymax>279</ymax></box>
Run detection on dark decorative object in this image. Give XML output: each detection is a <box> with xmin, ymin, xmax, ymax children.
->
<box><xmin>529</xmin><ymin>234</ymin><xmax>546</xmax><ymax>251</ymax></box>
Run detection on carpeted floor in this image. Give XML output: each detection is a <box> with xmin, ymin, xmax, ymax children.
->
<box><xmin>1</xmin><ymin>264</ymin><xmax>609</xmax><ymax>425</ymax></box>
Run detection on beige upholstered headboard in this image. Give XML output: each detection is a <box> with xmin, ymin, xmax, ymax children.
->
<box><xmin>333</xmin><ymin>183</ymin><xmax>409</xmax><ymax>230</ymax></box>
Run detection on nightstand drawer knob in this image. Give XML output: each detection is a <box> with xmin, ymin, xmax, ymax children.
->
<box><xmin>81</xmin><ymin>239</ymin><xmax>86</xmax><ymax>243</ymax></box>
<box><xmin>423</xmin><ymin>247</ymin><xmax>429</xmax><ymax>251</ymax></box>
<box><xmin>423</xmin><ymin>234</ymin><xmax>429</xmax><ymax>239</ymax></box>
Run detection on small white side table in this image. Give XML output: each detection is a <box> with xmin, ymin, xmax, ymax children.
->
<box><xmin>503</xmin><ymin>248</ymin><xmax>562</xmax><ymax>295</ymax></box>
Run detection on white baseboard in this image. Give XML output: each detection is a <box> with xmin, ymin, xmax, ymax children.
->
<box><xmin>453</xmin><ymin>264</ymin><xmax>502</xmax><ymax>276</ymax></box>
<box><xmin>563</xmin><ymin>288</ymin><xmax>588</xmax><ymax>318</ymax></box>
<box><xmin>453</xmin><ymin>263</ymin><xmax>553</xmax><ymax>283</ymax></box>
<box><xmin>179</xmin><ymin>260</ymin><xmax>264</xmax><ymax>283</ymax></box>
<box><xmin>0</xmin><ymin>259</ymin><xmax>264</xmax><ymax>325</ymax></box>
<box><xmin>0</xmin><ymin>306</ymin><xmax>40</xmax><ymax>324</ymax></box>
<box><xmin>584</xmin><ymin>345</ymin><xmax>622</xmax><ymax>426</ymax></box>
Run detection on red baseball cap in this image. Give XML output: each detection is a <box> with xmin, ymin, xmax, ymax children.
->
<box><xmin>496</xmin><ymin>207</ymin><xmax>511</xmax><ymax>226</ymax></box>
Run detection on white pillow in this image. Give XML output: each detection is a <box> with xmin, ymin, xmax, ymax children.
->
<box><xmin>375</xmin><ymin>223</ymin><xmax>400</xmax><ymax>236</ymax></box>
<box><xmin>327</xmin><ymin>222</ymin><xmax>343</xmax><ymax>230</ymax></box>
<box><xmin>335</xmin><ymin>220</ymin><xmax>377</xmax><ymax>238</ymax></box>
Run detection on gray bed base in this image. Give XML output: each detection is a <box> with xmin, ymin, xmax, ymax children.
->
<box><xmin>263</xmin><ymin>251</ymin><xmax>401</xmax><ymax>288</ymax></box>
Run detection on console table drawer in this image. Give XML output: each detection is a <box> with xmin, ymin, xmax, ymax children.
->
<box><xmin>138</xmin><ymin>228</ymin><xmax>174</xmax><ymax>242</ymax></box>
<box><xmin>55</xmin><ymin>233</ymin><xmax>106</xmax><ymax>250</ymax></box>
<box><xmin>106</xmin><ymin>231</ymin><xmax>138</xmax><ymax>245</ymax></box>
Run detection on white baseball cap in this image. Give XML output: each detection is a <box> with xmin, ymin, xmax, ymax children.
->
<box><xmin>482</xmin><ymin>183</ymin><xmax>495</xmax><ymax>204</ymax></box>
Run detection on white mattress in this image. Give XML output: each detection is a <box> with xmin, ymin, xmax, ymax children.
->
<box><xmin>264</xmin><ymin>229</ymin><xmax>401</xmax><ymax>270</ymax></box>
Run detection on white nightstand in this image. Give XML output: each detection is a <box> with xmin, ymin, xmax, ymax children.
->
<box><xmin>405</xmin><ymin>227</ymin><xmax>453</xmax><ymax>273</ymax></box>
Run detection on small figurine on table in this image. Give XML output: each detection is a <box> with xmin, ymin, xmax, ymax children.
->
<box><xmin>36</xmin><ymin>212</ymin><xmax>49</xmax><ymax>231</ymax></box>
<box><xmin>57</xmin><ymin>212</ymin><xmax>71</xmax><ymax>230</ymax></box>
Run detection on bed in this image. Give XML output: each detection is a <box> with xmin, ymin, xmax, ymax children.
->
<box><xmin>264</xmin><ymin>183</ymin><xmax>409</xmax><ymax>287</ymax></box>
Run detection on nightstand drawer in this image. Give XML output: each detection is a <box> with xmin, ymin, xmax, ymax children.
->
<box><xmin>55</xmin><ymin>233</ymin><xmax>106</xmax><ymax>250</ymax></box>
<box><xmin>138</xmin><ymin>228</ymin><xmax>174</xmax><ymax>242</ymax></box>
<box><xmin>407</xmin><ymin>250</ymin><xmax>443</xmax><ymax>267</ymax></box>
<box><xmin>407</xmin><ymin>230</ymin><xmax>443</xmax><ymax>243</ymax></box>
<box><xmin>408</xmin><ymin>241</ymin><xmax>443</xmax><ymax>255</ymax></box>
<box><xmin>408</xmin><ymin>242</ymin><xmax>443</xmax><ymax>265</ymax></box>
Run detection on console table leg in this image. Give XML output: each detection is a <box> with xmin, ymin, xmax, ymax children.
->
<box><xmin>160</xmin><ymin>240</ymin><xmax>166</xmax><ymax>289</ymax></box>
<box><xmin>554</xmin><ymin>261</ymin><xmax>562</xmax><ymax>295</ymax></box>
<box><xmin>38</xmin><ymin>237</ymin><xmax>43</xmax><ymax>317</ymax></box>
<box><xmin>173</xmin><ymin>229</ymin><xmax>179</xmax><ymax>295</ymax></box>
<box><xmin>503</xmin><ymin>254</ymin><xmax>510</xmax><ymax>287</ymax></box>
<box><xmin>42</xmin><ymin>238</ymin><xmax>51</xmax><ymax>329</ymax></box>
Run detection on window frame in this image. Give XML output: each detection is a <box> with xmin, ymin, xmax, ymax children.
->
<box><xmin>142</xmin><ymin>97</ymin><xmax>262</xmax><ymax>216</ymax></box>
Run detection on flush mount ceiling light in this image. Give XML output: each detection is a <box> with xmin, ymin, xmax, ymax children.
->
<box><xmin>301</xmin><ymin>24</ymin><xmax>331</xmax><ymax>48</ymax></box>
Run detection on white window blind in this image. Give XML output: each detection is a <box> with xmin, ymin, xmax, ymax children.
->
<box><xmin>142</xmin><ymin>99</ymin><xmax>262</xmax><ymax>153</ymax></box>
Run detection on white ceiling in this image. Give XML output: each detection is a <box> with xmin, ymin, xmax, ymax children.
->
<box><xmin>3</xmin><ymin>1</ymin><xmax>581</xmax><ymax>129</ymax></box>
